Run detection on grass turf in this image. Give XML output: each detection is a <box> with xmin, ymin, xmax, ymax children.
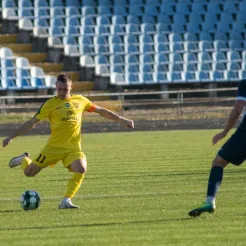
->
<box><xmin>0</xmin><ymin>130</ymin><xmax>246</xmax><ymax>245</ymax></box>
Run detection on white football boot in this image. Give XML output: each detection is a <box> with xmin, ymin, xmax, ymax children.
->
<box><xmin>58</xmin><ymin>198</ymin><xmax>79</xmax><ymax>209</ymax></box>
<box><xmin>9</xmin><ymin>152</ymin><xmax>30</xmax><ymax>168</ymax></box>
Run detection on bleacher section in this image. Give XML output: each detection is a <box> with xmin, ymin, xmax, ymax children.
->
<box><xmin>1</xmin><ymin>0</ymin><xmax>246</xmax><ymax>89</ymax></box>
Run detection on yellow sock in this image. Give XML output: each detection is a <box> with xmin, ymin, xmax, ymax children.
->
<box><xmin>64</xmin><ymin>172</ymin><xmax>84</xmax><ymax>199</ymax></box>
<box><xmin>21</xmin><ymin>157</ymin><xmax>32</xmax><ymax>171</ymax></box>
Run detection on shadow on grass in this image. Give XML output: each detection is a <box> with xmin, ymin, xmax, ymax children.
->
<box><xmin>0</xmin><ymin>217</ymin><xmax>193</xmax><ymax>231</ymax></box>
<box><xmin>0</xmin><ymin>209</ymin><xmax>22</xmax><ymax>213</ymax></box>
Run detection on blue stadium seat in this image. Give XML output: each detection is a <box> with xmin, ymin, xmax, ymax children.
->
<box><xmin>184</xmin><ymin>33</ymin><xmax>198</xmax><ymax>41</ymax></box>
<box><xmin>109</xmin><ymin>35</ymin><xmax>123</xmax><ymax>45</ymax></box>
<box><xmin>125</xmin><ymin>54</ymin><xmax>139</xmax><ymax>64</ymax></box>
<box><xmin>198</xmin><ymin>52</ymin><xmax>212</xmax><ymax>63</ymax></box>
<box><xmin>154</xmin><ymin>33</ymin><xmax>168</xmax><ymax>43</ymax></box>
<box><xmin>213</xmin><ymin>51</ymin><xmax>227</xmax><ymax>62</ymax></box>
<box><xmin>144</xmin><ymin>5</ymin><xmax>159</xmax><ymax>16</ymax></box>
<box><xmin>95</xmin><ymin>25</ymin><xmax>110</xmax><ymax>36</ymax></box>
<box><xmin>207</xmin><ymin>3</ymin><xmax>222</xmax><ymax>14</ymax></box>
<box><xmin>126</xmin><ymin>73</ymin><xmax>140</xmax><ymax>85</ymax></box>
<box><xmin>81</xmin><ymin>16</ymin><xmax>96</xmax><ymax>26</ymax></box>
<box><xmin>176</xmin><ymin>3</ymin><xmax>190</xmax><ymax>14</ymax></box>
<box><xmin>126</xmin><ymin>64</ymin><xmax>139</xmax><ymax>73</ymax></box>
<box><xmin>110</xmin><ymin>55</ymin><xmax>124</xmax><ymax>65</ymax></box>
<box><xmin>199</xmin><ymin>32</ymin><xmax>213</xmax><ymax>41</ymax></box>
<box><xmin>160</xmin><ymin>4</ymin><xmax>175</xmax><ymax>15</ymax></box>
<box><xmin>186</xmin><ymin>22</ymin><xmax>201</xmax><ymax>33</ymax></box>
<box><xmin>141</xmin><ymin>23</ymin><xmax>155</xmax><ymax>34</ymax></box>
<box><xmin>97</xmin><ymin>16</ymin><xmax>110</xmax><ymax>26</ymax></box>
<box><xmin>171</xmin><ymin>23</ymin><xmax>186</xmax><ymax>33</ymax></box>
<box><xmin>140</xmin><ymin>54</ymin><xmax>154</xmax><ymax>64</ymax></box>
<box><xmin>81</xmin><ymin>6</ymin><xmax>96</xmax><ymax>16</ymax></box>
<box><xmin>223</xmin><ymin>2</ymin><xmax>238</xmax><ymax>14</ymax></box>
<box><xmin>113</xmin><ymin>6</ymin><xmax>127</xmax><ymax>16</ymax></box>
<box><xmin>227</xmin><ymin>51</ymin><xmax>241</xmax><ymax>62</ymax></box>
<box><xmin>236</xmin><ymin>12</ymin><xmax>246</xmax><ymax>24</ymax></box>
<box><xmin>155</xmin><ymin>43</ymin><xmax>170</xmax><ymax>54</ymax></box>
<box><xmin>129</xmin><ymin>5</ymin><xmax>143</xmax><ymax>15</ymax></box>
<box><xmin>169</xmin><ymin>63</ymin><xmax>183</xmax><ymax>72</ymax></box>
<box><xmin>192</xmin><ymin>3</ymin><xmax>206</xmax><ymax>14</ymax></box>
<box><xmin>211</xmin><ymin>70</ymin><xmax>225</xmax><ymax>82</ymax></box>
<box><xmin>213</xmin><ymin>40</ymin><xmax>227</xmax><ymax>51</ymax></box>
<box><xmin>110</xmin><ymin>65</ymin><xmax>124</xmax><ymax>73</ymax></box>
<box><xmin>173</xmin><ymin>13</ymin><xmax>187</xmax><ymax>24</ymax></box>
<box><xmin>157</xmin><ymin>14</ymin><xmax>171</xmax><ymax>24</ymax></box>
<box><xmin>98</xmin><ymin>6</ymin><xmax>112</xmax><ymax>15</ymax></box>
<box><xmin>98</xmin><ymin>0</ymin><xmax>112</xmax><ymax>5</ymax></box>
<box><xmin>217</xmin><ymin>22</ymin><xmax>231</xmax><ymax>33</ymax></box>
<box><xmin>110</xmin><ymin>25</ymin><xmax>125</xmax><ymax>35</ymax></box>
<box><xmin>126</xmin><ymin>24</ymin><xmax>141</xmax><ymax>35</ymax></box>
<box><xmin>232</xmin><ymin>21</ymin><xmax>245</xmax><ymax>32</ymax></box>
<box><xmin>214</xmin><ymin>32</ymin><xmax>228</xmax><ymax>41</ymax></box>
<box><xmin>169</xmin><ymin>33</ymin><xmax>183</xmax><ymax>42</ymax></box>
<box><xmin>114</xmin><ymin>0</ymin><xmax>127</xmax><ymax>5</ymax></box>
<box><xmin>156</xmin><ymin>23</ymin><xmax>170</xmax><ymax>33</ymax></box>
<box><xmin>202</xmin><ymin>22</ymin><xmax>216</xmax><ymax>33</ymax></box>
<box><xmin>220</xmin><ymin>13</ymin><xmax>234</xmax><ymax>24</ymax></box>
<box><xmin>183</xmin><ymin>53</ymin><xmax>197</xmax><ymax>63</ymax></box>
<box><xmin>153</xmin><ymin>72</ymin><xmax>168</xmax><ymax>83</ymax></box>
<box><xmin>83</xmin><ymin>0</ymin><xmax>96</xmax><ymax>6</ymax></box>
<box><xmin>182</xmin><ymin>71</ymin><xmax>197</xmax><ymax>83</ymax></box>
<box><xmin>112</xmin><ymin>15</ymin><xmax>126</xmax><ymax>25</ymax></box>
<box><xmin>229</xmin><ymin>40</ymin><xmax>243</xmax><ymax>51</ymax></box>
<box><xmin>140</xmin><ymin>72</ymin><xmax>155</xmax><ymax>84</ymax></box>
<box><xmin>169</xmin><ymin>53</ymin><xmax>183</xmax><ymax>63</ymax></box>
<box><xmin>183</xmin><ymin>41</ymin><xmax>199</xmax><ymax>52</ymax></box>
<box><xmin>170</xmin><ymin>42</ymin><xmax>184</xmax><ymax>53</ymax></box>
<box><xmin>226</xmin><ymin>71</ymin><xmax>239</xmax><ymax>81</ymax></box>
<box><xmin>110</xmin><ymin>44</ymin><xmax>125</xmax><ymax>55</ymax></box>
<box><xmin>167</xmin><ymin>72</ymin><xmax>183</xmax><ymax>83</ymax></box>
<box><xmin>197</xmin><ymin>63</ymin><xmax>211</xmax><ymax>71</ymax></box>
<box><xmin>125</xmin><ymin>44</ymin><xmax>139</xmax><ymax>54</ymax></box>
<box><xmin>196</xmin><ymin>71</ymin><xmax>211</xmax><ymax>81</ymax></box>
<box><xmin>155</xmin><ymin>54</ymin><xmax>169</xmax><ymax>64</ymax></box>
<box><xmin>127</xmin><ymin>15</ymin><xmax>140</xmax><ymax>24</ymax></box>
<box><xmin>154</xmin><ymin>64</ymin><xmax>168</xmax><ymax>73</ymax></box>
<box><xmin>212</xmin><ymin>62</ymin><xmax>226</xmax><ymax>71</ymax></box>
<box><xmin>142</xmin><ymin>14</ymin><xmax>155</xmax><ymax>24</ymax></box>
<box><xmin>189</xmin><ymin>13</ymin><xmax>203</xmax><ymax>24</ymax></box>
<box><xmin>238</xmin><ymin>2</ymin><xmax>246</xmax><ymax>12</ymax></box>
<box><xmin>183</xmin><ymin>63</ymin><xmax>197</xmax><ymax>72</ymax></box>
<box><xmin>3</xmin><ymin>0</ymin><xmax>16</xmax><ymax>8</ymax></box>
<box><xmin>230</xmin><ymin>31</ymin><xmax>243</xmax><ymax>40</ymax></box>
<box><xmin>227</xmin><ymin>62</ymin><xmax>241</xmax><ymax>71</ymax></box>
<box><xmin>199</xmin><ymin>41</ymin><xmax>214</xmax><ymax>52</ymax></box>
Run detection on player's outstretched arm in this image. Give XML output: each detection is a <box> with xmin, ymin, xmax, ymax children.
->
<box><xmin>93</xmin><ymin>105</ymin><xmax>134</xmax><ymax>129</ymax></box>
<box><xmin>212</xmin><ymin>100</ymin><xmax>246</xmax><ymax>145</ymax></box>
<box><xmin>2</xmin><ymin>117</ymin><xmax>40</xmax><ymax>147</ymax></box>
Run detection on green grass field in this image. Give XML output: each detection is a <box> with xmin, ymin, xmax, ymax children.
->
<box><xmin>1</xmin><ymin>130</ymin><xmax>246</xmax><ymax>245</ymax></box>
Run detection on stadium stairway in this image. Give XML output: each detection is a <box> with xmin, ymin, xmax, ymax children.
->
<box><xmin>0</xmin><ymin>25</ymin><xmax>97</xmax><ymax>95</ymax></box>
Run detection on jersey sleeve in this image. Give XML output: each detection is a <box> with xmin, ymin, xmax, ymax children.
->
<box><xmin>34</xmin><ymin>100</ymin><xmax>52</xmax><ymax>120</ymax></box>
<box><xmin>237</xmin><ymin>80</ymin><xmax>246</xmax><ymax>101</ymax></box>
<box><xmin>82</xmin><ymin>96</ymin><xmax>96</xmax><ymax>113</ymax></box>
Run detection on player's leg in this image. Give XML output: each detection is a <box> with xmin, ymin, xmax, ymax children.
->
<box><xmin>9</xmin><ymin>152</ymin><xmax>43</xmax><ymax>176</ymax></box>
<box><xmin>189</xmin><ymin>128</ymin><xmax>245</xmax><ymax>217</ymax></box>
<box><xmin>189</xmin><ymin>155</ymin><xmax>228</xmax><ymax>217</ymax></box>
<box><xmin>59</xmin><ymin>151</ymin><xmax>87</xmax><ymax>209</ymax></box>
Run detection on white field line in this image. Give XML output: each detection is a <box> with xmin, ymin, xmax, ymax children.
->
<box><xmin>0</xmin><ymin>192</ymin><xmax>175</xmax><ymax>201</ymax></box>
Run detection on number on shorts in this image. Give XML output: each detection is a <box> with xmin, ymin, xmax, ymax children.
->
<box><xmin>36</xmin><ymin>154</ymin><xmax>46</xmax><ymax>164</ymax></box>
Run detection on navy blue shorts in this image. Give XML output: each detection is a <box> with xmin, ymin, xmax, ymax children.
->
<box><xmin>218</xmin><ymin>124</ymin><xmax>246</xmax><ymax>165</ymax></box>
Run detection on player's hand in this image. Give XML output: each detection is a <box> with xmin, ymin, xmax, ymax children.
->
<box><xmin>120</xmin><ymin>118</ymin><xmax>134</xmax><ymax>129</ymax></box>
<box><xmin>212</xmin><ymin>131</ymin><xmax>226</xmax><ymax>145</ymax></box>
<box><xmin>2</xmin><ymin>137</ymin><xmax>12</xmax><ymax>147</ymax></box>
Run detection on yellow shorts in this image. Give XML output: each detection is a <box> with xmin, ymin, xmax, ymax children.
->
<box><xmin>32</xmin><ymin>145</ymin><xmax>86</xmax><ymax>169</ymax></box>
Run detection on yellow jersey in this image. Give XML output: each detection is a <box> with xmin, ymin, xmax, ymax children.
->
<box><xmin>34</xmin><ymin>94</ymin><xmax>95</xmax><ymax>150</ymax></box>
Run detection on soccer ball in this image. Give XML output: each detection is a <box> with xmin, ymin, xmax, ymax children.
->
<box><xmin>20</xmin><ymin>190</ymin><xmax>41</xmax><ymax>211</ymax></box>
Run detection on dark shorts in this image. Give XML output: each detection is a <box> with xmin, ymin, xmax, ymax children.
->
<box><xmin>218</xmin><ymin>124</ymin><xmax>246</xmax><ymax>165</ymax></box>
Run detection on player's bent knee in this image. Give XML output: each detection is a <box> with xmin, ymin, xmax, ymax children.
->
<box><xmin>212</xmin><ymin>155</ymin><xmax>228</xmax><ymax>168</ymax></box>
<box><xmin>24</xmin><ymin>163</ymin><xmax>42</xmax><ymax>177</ymax></box>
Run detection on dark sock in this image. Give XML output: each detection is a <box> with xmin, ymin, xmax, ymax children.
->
<box><xmin>207</xmin><ymin>166</ymin><xmax>223</xmax><ymax>198</ymax></box>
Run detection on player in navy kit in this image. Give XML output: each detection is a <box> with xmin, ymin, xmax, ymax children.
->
<box><xmin>189</xmin><ymin>80</ymin><xmax>246</xmax><ymax>217</ymax></box>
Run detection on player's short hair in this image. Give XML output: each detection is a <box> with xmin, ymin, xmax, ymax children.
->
<box><xmin>56</xmin><ymin>73</ymin><xmax>72</xmax><ymax>84</ymax></box>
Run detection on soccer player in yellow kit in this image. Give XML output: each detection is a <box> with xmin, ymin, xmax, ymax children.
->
<box><xmin>2</xmin><ymin>73</ymin><xmax>134</xmax><ymax>209</ymax></box>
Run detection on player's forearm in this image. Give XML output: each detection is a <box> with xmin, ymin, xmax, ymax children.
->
<box><xmin>98</xmin><ymin>108</ymin><xmax>124</xmax><ymax>122</ymax></box>
<box><xmin>9</xmin><ymin>120</ymin><xmax>37</xmax><ymax>139</ymax></box>
<box><xmin>223</xmin><ymin>108</ymin><xmax>241</xmax><ymax>135</ymax></box>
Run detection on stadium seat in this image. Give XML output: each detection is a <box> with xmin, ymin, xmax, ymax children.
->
<box><xmin>182</xmin><ymin>71</ymin><xmax>197</xmax><ymax>83</ymax></box>
<box><xmin>196</xmin><ymin>71</ymin><xmax>211</xmax><ymax>82</ymax></box>
<box><xmin>214</xmin><ymin>40</ymin><xmax>228</xmax><ymax>51</ymax></box>
<box><xmin>223</xmin><ymin>2</ymin><xmax>238</xmax><ymax>14</ymax></box>
<box><xmin>199</xmin><ymin>41</ymin><xmax>213</xmax><ymax>52</ymax></box>
<box><xmin>226</xmin><ymin>70</ymin><xmax>239</xmax><ymax>81</ymax></box>
<box><xmin>112</xmin><ymin>15</ymin><xmax>126</xmax><ymax>25</ymax></box>
<box><xmin>192</xmin><ymin>3</ymin><xmax>206</xmax><ymax>14</ymax></box>
<box><xmin>211</xmin><ymin>70</ymin><xmax>225</xmax><ymax>82</ymax></box>
<box><xmin>153</xmin><ymin>72</ymin><xmax>168</xmax><ymax>83</ymax></box>
<box><xmin>183</xmin><ymin>41</ymin><xmax>199</xmax><ymax>52</ymax></box>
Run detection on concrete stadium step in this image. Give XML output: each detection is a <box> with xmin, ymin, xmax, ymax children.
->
<box><xmin>1</xmin><ymin>43</ymin><xmax>32</xmax><ymax>53</ymax></box>
<box><xmin>72</xmin><ymin>81</ymin><xmax>94</xmax><ymax>91</ymax></box>
<box><xmin>14</xmin><ymin>52</ymin><xmax>47</xmax><ymax>63</ymax></box>
<box><xmin>33</xmin><ymin>62</ymin><xmax>63</xmax><ymax>73</ymax></box>
<box><xmin>0</xmin><ymin>34</ymin><xmax>17</xmax><ymax>44</ymax></box>
<box><xmin>47</xmin><ymin>71</ymin><xmax>80</xmax><ymax>81</ymax></box>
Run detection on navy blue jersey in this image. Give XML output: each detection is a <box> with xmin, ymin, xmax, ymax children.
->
<box><xmin>237</xmin><ymin>79</ymin><xmax>246</xmax><ymax>100</ymax></box>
